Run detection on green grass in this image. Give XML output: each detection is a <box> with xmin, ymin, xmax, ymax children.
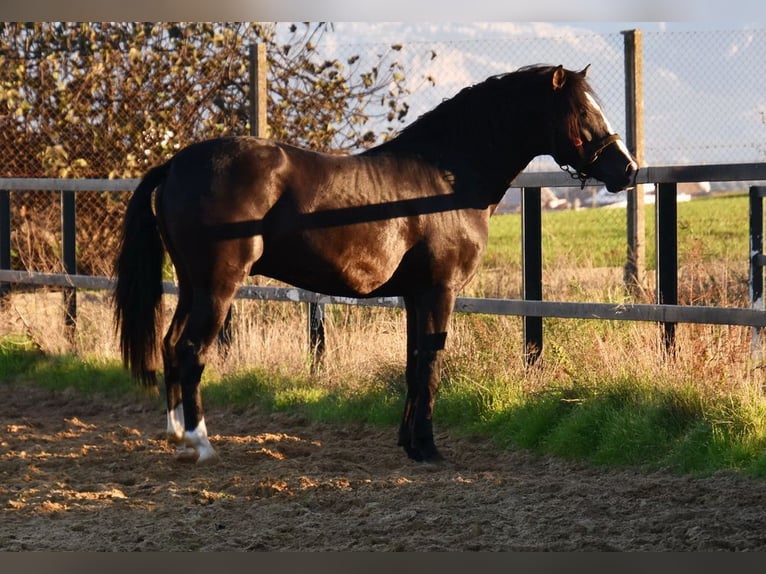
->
<box><xmin>0</xmin><ymin>340</ymin><xmax>138</xmax><ymax>398</ymax></box>
<box><xmin>484</xmin><ymin>192</ymin><xmax>750</xmax><ymax>270</ymax></box>
<box><xmin>436</xmin><ymin>374</ymin><xmax>766</xmax><ymax>477</ymax></box>
<box><xmin>202</xmin><ymin>368</ymin><xmax>403</xmax><ymax>426</ymax></box>
<box><xmin>4</xmin><ymin>335</ymin><xmax>766</xmax><ymax>478</ymax></box>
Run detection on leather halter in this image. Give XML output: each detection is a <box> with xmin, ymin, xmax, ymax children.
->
<box><xmin>559</xmin><ymin>133</ymin><xmax>622</xmax><ymax>189</ymax></box>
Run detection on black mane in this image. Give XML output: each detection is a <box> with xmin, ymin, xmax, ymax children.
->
<box><xmin>365</xmin><ymin>64</ymin><xmax>597</xmax><ymax>161</ymax></box>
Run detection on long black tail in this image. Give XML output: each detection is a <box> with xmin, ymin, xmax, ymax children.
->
<box><xmin>113</xmin><ymin>162</ymin><xmax>171</xmax><ymax>386</ymax></box>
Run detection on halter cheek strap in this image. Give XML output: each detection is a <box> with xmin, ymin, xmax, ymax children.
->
<box><xmin>559</xmin><ymin>133</ymin><xmax>622</xmax><ymax>189</ymax></box>
<box><xmin>580</xmin><ymin>133</ymin><xmax>621</xmax><ymax>165</ymax></box>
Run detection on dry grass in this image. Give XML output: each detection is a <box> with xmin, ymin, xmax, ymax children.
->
<box><xmin>5</xmin><ymin>278</ymin><xmax>765</xmax><ymax>478</ymax></box>
<box><xmin>2</xmin><ymin>263</ymin><xmax>762</xmax><ymax>405</ymax></box>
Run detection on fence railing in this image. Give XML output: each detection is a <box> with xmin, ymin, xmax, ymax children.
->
<box><xmin>2</xmin><ymin>162</ymin><xmax>766</xmax><ymax>365</ymax></box>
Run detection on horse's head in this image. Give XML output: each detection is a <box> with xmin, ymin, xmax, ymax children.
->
<box><xmin>548</xmin><ymin>65</ymin><xmax>638</xmax><ymax>193</ymax></box>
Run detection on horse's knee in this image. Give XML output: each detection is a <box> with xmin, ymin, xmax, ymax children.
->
<box><xmin>422</xmin><ymin>332</ymin><xmax>447</xmax><ymax>352</ymax></box>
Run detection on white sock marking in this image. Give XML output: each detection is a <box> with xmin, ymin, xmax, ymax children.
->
<box><xmin>166</xmin><ymin>404</ymin><xmax>185</xmax><ymax>443</ymax></box>
<box><xmin>180</xmin><ymin>417</ymin><xmax>219</xmax><ymax>465</ymax></box>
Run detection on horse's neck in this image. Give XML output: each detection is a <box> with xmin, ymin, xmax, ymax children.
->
<box><xmin>369</xmin><ymin>127</ymin><xmax>538</xmax><ymax>207</ymax></box>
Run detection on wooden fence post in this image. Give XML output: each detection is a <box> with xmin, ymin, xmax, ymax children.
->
<box><xmin>249</xmin><ymin>42</ymin><xmax>268</xmax><ymax>139</ymax></box>
<box><xmin>218</xmin><ymin>42</ymin><xmax>270</xmax><ymax>351</ymax></box>
<box><xmin>622</xmin><ymin>28</ymin><xmax>646</xmax><ymax>296</ymax></box>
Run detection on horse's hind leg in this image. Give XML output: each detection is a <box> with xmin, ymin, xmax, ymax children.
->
<box><xmin>174</xmin><ymin>282</ymin><xmax>240</xmax><ymax>465</ymax></box>
<box><xmin>163</xmin><ymin>285</ymin><xmax>192</xmax><ymax>446</ymax></box>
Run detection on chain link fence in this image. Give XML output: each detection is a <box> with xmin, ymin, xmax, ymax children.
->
<box><xmin>2</xmin><ymin>24</ymin><xmax>764</xmax><ymax>304</ymax></box>
<box><xmin>328</xmin><ymin>28</ymin><xmax>763</xmax><ymax>306</ymax></box>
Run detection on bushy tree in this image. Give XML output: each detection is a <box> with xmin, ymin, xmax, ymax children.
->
<box><xmin>0</xmin><ymin>22</ymin><xmax>412</xmax><ymax>275</ymax></box>
<box><xmin>0</xmin><ymin>22</ymin><xmax>411</xmax><ymax>178</ymax></box>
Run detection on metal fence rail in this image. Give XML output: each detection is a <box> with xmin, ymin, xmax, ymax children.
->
<box><xmin>2</xmin><ymin>268</ymin><xmax>764</xmax><ymax>329</ymax></box>
<box><xmin>2</xmin><ymin>162</ymin><xmax>766</xmax><ymax>191</ymax></box>
<box><xmin>2</xmin><ymin>163</ymin><xmax>765</xmax><ymax>364</ymax></box>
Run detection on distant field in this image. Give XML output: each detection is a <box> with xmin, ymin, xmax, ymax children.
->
<box><xmin>477</xmin><ymin>192</ymin><xmax>750</xmax><ymax>305</ymax></box>
<box><xmin>485</xmin><ymin>192</ymin><xmax>749</xmax><ymax>267</ymax></box>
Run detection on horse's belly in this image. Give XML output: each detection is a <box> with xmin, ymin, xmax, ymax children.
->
<box><xmin>252</xmin><ymin>238</ymin><xmax>404</xmax><ymax>297</ymax></box>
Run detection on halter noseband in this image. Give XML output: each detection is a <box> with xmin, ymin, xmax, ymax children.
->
<box><xmin>559</xmin><ymin>133</ymin><xmax>622</xmax><ymax>189</ymax></box>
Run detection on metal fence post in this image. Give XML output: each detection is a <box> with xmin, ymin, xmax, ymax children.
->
<box><xmin>749</xmin><ymin>186</ymin><xmax>766</xmax><ymax>356</ymax></box>
<box><xmin>61</xmin><ymin>189</ymin><xmax>77</xmax><ymax>340</ymax></box>
<box><xmin>622</xmin><ymin>29</ymin><xmax>646</xmax><ymax>295</ymax></box>
<box><xmin>308</xmin><ymin>298</ymin><xmax>326</xmax><ymax>373</ymax></box>
<box><xmin>656</xmin><ymin>182</ymin><xmax>677</xmax><ymax>354</ymax></box>
<box><xmin>0</xmin><ymin>190</ymin><xmax>10</xmax><ymax>303</ymax></box>
<box><xmin>307</xmin><ymin>299</ymin><xmax>327</xmax><ymax>371</ymax></box>
<box><xmin>522</xmin><ymin>186</ymin><xmax>543</xmax><ymax>365</ymax></box>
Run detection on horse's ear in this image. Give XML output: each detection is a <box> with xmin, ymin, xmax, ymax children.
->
<box><xmin>552</xmin><ymin>65</ymin><xmax>566</xmax><ymax>90</ymax></box>
<box><xmin>578</xmin><ymin>64</ymin><xmax>591</xmax><ymax>77</ymax></box>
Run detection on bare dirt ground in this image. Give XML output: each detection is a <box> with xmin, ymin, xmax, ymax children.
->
<box><xmin>2</xmin><ymin>381</ymin><xmax>766</xmax><ymax>551</ymax></box>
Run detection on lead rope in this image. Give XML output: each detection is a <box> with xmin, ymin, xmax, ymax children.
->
<box><xmin>559</xmin><ymin>163</ymin><xmax>589</xmax><ymax>189</ymax></box>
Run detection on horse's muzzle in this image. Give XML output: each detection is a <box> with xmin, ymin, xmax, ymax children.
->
<box><xmin>604</xmin><ymin>158</ymin><xmax>639</xmax><ymax>193</ymax></box>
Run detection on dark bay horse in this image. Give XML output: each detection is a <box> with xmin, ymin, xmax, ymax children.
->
<box><xmin>114</xmin><ymin>64</ymin><xmax>637</xmax><ymax>464</ymax></box>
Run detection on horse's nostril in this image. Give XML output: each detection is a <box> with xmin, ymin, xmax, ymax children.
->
<box><xmin>626</xmin><ymin>161</ymin><xmax>638</xmax><ymax>175</ymax></box>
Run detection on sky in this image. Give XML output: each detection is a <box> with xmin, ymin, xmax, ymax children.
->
<box><xmin>329</xmin><ymin>21</ymin><xmax>762</xmax><ymax>42</ymax></box>
<box><xmin>301</xmin><ymin>21</ymin><xmax>766</xmax><ymax>168</ymax></box>
<box><xmin>1</xmin><ymin>1</ymin><xmax>763</xmax><ymax>168</ymax></box>
<box><xmin>1</xmin><ymin>0</ymin><xmax>763</xmax><ymax>25</ymax></box>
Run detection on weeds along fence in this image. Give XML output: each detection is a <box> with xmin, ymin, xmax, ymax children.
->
<box><xmin>2</xmin><ymin>163</ymin><xmax>765</xmax><ymax>367</ymax></box>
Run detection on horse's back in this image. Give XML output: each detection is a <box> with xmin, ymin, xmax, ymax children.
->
<box><xmin>155</xmin><ymin>135</ymin><xmax>489</xmax><ymax>298</ymax></box>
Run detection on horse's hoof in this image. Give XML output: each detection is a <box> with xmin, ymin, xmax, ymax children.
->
<box><xmin>173</xmin><ymin>445</ymin><xmax>220</xmax><ymax>465</ymax></box>
<box><xmin>195</xmin><ymin>449</ymin><xmax>220</xmax><ymax>466</ymax></box>
<box><xmin>402</xmin><ymin>442</ymin><xmax>443</xmax><ymax>463</ymax></box>
<box><xmin>174</xmin><ymin>445</ymin><xmax>200</xmax><ymax>463</ymax></box>
<box><xmin>422</xmin><ymin>449</ymin><xmax>444</xmax><ymax>464</ymax></box>
<box><xmin>417</xmin><ymin>448</ymin><xmax>444</xmax><ymax>464</ymax></box>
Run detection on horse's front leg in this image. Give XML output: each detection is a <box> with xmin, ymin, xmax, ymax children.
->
<box><xmin>399</xmin><ymin>298</ymin><xmax>420</xmax><ymax>458</ymax></box>
<box><xmin>399</xmin><ymin>290</ymin><xmax>455</xmax><ymax>462</ymax></box>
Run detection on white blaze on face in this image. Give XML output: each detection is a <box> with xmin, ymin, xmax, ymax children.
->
<box><xmin>584</xmin><ymin>92</ymin><xmax>634</xmax><ymax>160</ymax></box>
